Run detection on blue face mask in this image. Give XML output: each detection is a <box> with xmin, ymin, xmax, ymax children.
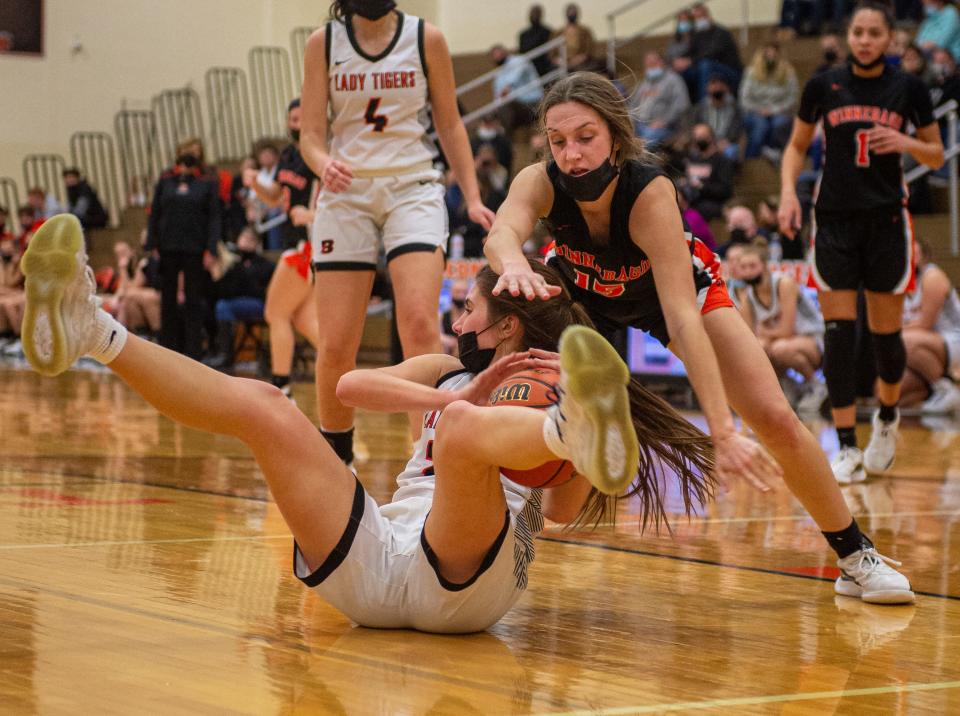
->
<box><xmin>694</xmin><ymin>17</ymin><xmax>711</xmax><ymax>31</ymax></box>
<box><xmin>677</xmin><ymin>20</ymin><xmax>691</xmax><ymax>33</ymax></box>
<box><xmin>924</xmin><ymin>4</ymin><xmax>939</xmax><ymax>17</ymax></box>
<box><xmin>646</xmin><ymin>67</ymin><xmax>664</xmax><ymax>81</ymax></box>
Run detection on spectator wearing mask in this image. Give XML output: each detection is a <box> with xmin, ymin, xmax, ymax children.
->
<box><xmin>62</xmin><ymin>168</ymin><xmax>108</xmax><ymax>230</ymax></box>
<box><xmin>205</xmin><ymin>227</ymin><xmax>276</xmax><ymax>370</ymax></box>
<box><xmin>887</xmin><ymin>28</ymin><xmax>912</xmax><ymax>67</ymax></box>
<box><xmin>554</xmin><ymin>3</ymin><xmax>597</xmax><ymax>72</ymax></box>
<box><xmin>471</xmin><ymin>116</ymin><xmax>513</xmax><ymax>174</ymax></box>
<box><xmin>740</xmin><ymin>43</ymin><xmax>799</xmax><ymax>160</ymax></box>
<box><xmin>440</xmin><ymin>280</ymin><xmax>469</xmax><ymax>355</ymax></box>
<box><xmin>677</xmin><ymin>3</ymin><xmax>743</xmax><ymax>101</ymax></box>
<box><xmin>687</xmin><ymin>75</ymin><xmax>743</xmax><ymax>162</ymax></box>
<box><xmin>681</xmin><ymin>123</ymin><xmax>736</xmax><ymax>220</ymax></box>
<box><xmin>678</xmin><ymin>190</ymin><xmax>716</xmax><ymax>251</ymax></box>
<box><xmin>667</xmin><ymin>9</ymin><xmax>694</xmax><ymax>67</ymax></box>
<box><xmin>631</xmin><ymin>51</ymin><xmax>690</xmax><ymax>148</ymax></box>
<box><xmin>446</xmin><ymin>149</ymin><xmax>508</xmax><ymax>258</ymax></box>
<box><xmin>146</xmin><ymin>149</ymin><xmax>222</xmax><ymax>360</ymax></box>
<box><xmin>928</xmin><ymin>47</ymin><xmax>960</xmax><ymax>107</ymax></box>
<box><xmin>721</xmin><ymin>204</ymin><xmax>758</xmax><ymax>256</ymax></box>
<box><xmin>519</xmin><ymin>4</ymin><xmax>553</xmax><ymax>76</ymax></box>
<box><xmin>917</xmin><ymin>0</ymin><xmax>960</xmax><ymax>62</ymax></box>
<box><xmin>490</xmin><ymin>44</ymin><xmax>544</xmax><ymax>133</ymax></box>
<box><xmin>901</xmin><ymin>43</ymin><xmax>931</xmax><ymax>82</ymax></box>
<box><xmin>26</xmin><ymin>187</ymin><xmax>64</xmax><ymax>221</ymax></box>
<box><xmin>814</xmin><ymin>33</ymin><xmax>847</xmax><ymax>76</ymax></box>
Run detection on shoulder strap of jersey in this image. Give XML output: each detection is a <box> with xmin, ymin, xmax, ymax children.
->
<box><xmin>417</xmin><ymin>18</ymin><xmax>428</xmax><ymax>78</ymax></box>
<box><xmin>325</xmin><ymin>21</ymin><xmax>333</xmax><ymax>67</ymax></box>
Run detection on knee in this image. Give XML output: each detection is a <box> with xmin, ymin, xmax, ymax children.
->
<box><xmin>397</xmin><ymin>310</ymin><xmax>439</xmax><ymax>344</ymax></box>
<box><xmin>263</xmin><ymin>301</ymin><xmax>287</xmax><ymax>328</ymax></box>
<box><xmin>749</xmin><ymin>396</ymin><xmax>805</xmax><ymax>449</ymax></box>
<box><xmin>434</xmin><ymin>400</ymin><xmax>476</xmax><ymax>457</ymax></box>
<box><xmin>240</xmin><ymin>379</ymin><xmax>301</xmax><ymax>434</ymax></box>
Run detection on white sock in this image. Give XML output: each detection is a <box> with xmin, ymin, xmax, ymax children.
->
<box><xmin>542</xmin><ymin>406</ymin><xmax>571</xmax><ymax>461</ymax></box>
<box><xmin>86</xmin><ymin>309</ymin><xmax>128</xmax><ymax>365</ymax></box>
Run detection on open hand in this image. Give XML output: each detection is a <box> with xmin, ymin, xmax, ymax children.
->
<box><xmin>714</xmin><ymin>432</ymin><xmax>781</xmax><ymax>493</ymax></box>
<box><xmin>467</xmin><ymin>201</ymin><xmax>496</xmax><ymax>231</ymax></box>
<box><xmin>492</xmin><ymin>261</ymin><xmax>563</xmax><ymax>301</ymax></box>
<box><xmin>453</xmin><ymin>351</ymin><xmax>536</xmax><ymax>405</ymax></box>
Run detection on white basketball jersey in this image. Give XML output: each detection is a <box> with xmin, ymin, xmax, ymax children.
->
<box><xmin>326</xmin><ymin>13</ymin><xmax>437</xmax><ymax>176</ymax></box>
<box><xmin>745</xmin><ymin>273</ymin><xmax>824</xmax><ymax>336</ymax></box>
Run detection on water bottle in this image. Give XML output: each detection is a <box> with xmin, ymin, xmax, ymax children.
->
<box><xmin>768</xmin><ymin>235</ymin><xmax>782</xmax><ymax>263</ymax></box>
<box><xmin>449</xmin><ymin>232</ymin><xmax>464</xmax><ymax>260</ymax></box>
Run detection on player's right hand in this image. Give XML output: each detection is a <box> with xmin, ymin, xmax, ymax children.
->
<box><xmin>492</xmin><ymin>261</ymin><xmax>563</xmax><ymax>301</ymax></box>
<box><xmin>714</xmin><ymin>432</ymin><xmax>780</xmax><ymax>493</ymax></box>
<box><xmin>322</xmin><ymin>159</ymin><xmax>354</xmax><ymax>193</ymax></box>
<box><xmin>777</xmin><ymin>193</ymin><xmax>802</xmax><ymax>238</ymax></box>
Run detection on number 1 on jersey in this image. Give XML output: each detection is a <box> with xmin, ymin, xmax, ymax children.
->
<box><xmin>365</xmin><ymin>97</ymin><xmax>389</xmax><ymax>132</ymax></box>
<box><xmin>854</xmin><ymin>129</ymin><xmax>871</xmax><ymax>167</ymax></box>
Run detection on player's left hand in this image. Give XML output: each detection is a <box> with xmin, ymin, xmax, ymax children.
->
<box><xmin>866</xmin><ymin>124</ymin><xmax>908</xmax><ymax>155</ymax></box>
<box><xmin>454</xmin><ymin>351</ymin><xmax>535</xmax><ymax>405</ymax></box>
<box><xmin>528</xmin><ymin>347</ymin><xmax>560</xmax><ymax>373</ymax></box>
<box><xmin>467</xmin><ymin>202</ymin><xmax>496</xmax><ymax>231</ymax></box>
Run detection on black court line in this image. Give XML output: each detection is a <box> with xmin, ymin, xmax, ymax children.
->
<box><xmin>539</xmin><ymin>536</ymin><xmax>960</xmax><ymax>602</ymax></box>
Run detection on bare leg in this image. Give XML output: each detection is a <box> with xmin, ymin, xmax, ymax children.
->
<box><xmin>388</xmin><ymin>249</ymin><xmax>444</xmax><ymax>357</ymax></box>
<box><xmin>291</xmin><ymin>298</ymin><xmax>319</xmax><ymax>348</ymax></box>
<box><xmin>265</xmin><ymin>262</ymin><xmax>312</xmax><ymax>376</ymax></box>
<box><xmin>4</xmin><ymin>294</ymin><xmax>25</xmax><ymax>335</ymax></box>
<box><xmin>769</xmin><ymin>336</ymin><xmax>821</xmax><ymax>381</ymax></box>
<box><xmin>903</xmin><ymin>328</ymin><xmax>947</xmax><ymax>384</ymax></box>
<box><xmin>899</xmin><ymin>369</ymin><xmax>928</xmax><ymax>406</ymax></box>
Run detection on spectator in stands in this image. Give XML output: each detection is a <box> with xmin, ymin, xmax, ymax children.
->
<box><xmin>719</xmin><ymin>204</ymin><xmax>758</xmax><ymax>256</ymax></box>
<box><xmin>667</xmin><ymin>10</ymin><xmax>694</xmax><ymax>68</ymax></box>
<box><xmin>0</xmin><ymin>232</ymin><xmax>24</xmax><ymax>354</ymax></box>
<box><xmin>205</xmin><ymin>227</ymin><xmax>276</xmax><ymax>370</ymax></box>
<box><xmin>687</xmin><ymin>74</ymin><xmax>743</xmax><ymax>162</ymax></box>
<box><xmin>176</xmin><ymin>137</ymin><xmax>232</xmax><ymax>208</ymax></box>
<box><xmin>677</xmin><ymin>3</ymin><xmax>743</xmax><ymax>101</ymax></box>
<box><xmin>472</xmin><ymin>116</ymin><xmax>513</xmax><ymax>175</ymax></box>
<box><xmin>814</xmin><ymin>33</ymin><xmax>847</xmax><ymax>75</ymax></box>
<box><xmin>489</xmin><ymin>44</ymin><xmax>544</xmax><ymax>133</ymax></box>
<box><xmin>519</xmin><ymin>4</ymin><xmax>553</xmax><ymax>76</ymax></box>
<box><xmin>474</xmin><ymin>144</ymin><xmax>509</xmax><ymax>193</ymax></box>
<box><xmin>116</xmin><ymin>232</ymin><xmax>162</xmax><ymax>336</ymax></box>
<box><xmin>631</xmin><ymin>51</ymin><xmax>690</xmax><ymax>148</ymax></box>
<box><xmin>62</xmin><ymin>168</ymin><xmax>108</xmax><ymax>230</ymax></box>
<box><xmin>0</xmin><ymin>206</ymin><xmax>10</xmax><ymax>240</ymax></box>
<box><xmin>16</xmin><ymin>206</ymin><xmax>41</xmax><ymax>253</ymax></box>
<box><xmin>678</xmin><ymin>190</ymin><xmax>716</xmax><ymax>251</ymax></box>
<box><xmin>736</xmin><ymin>242</ymin><xmax>828</xmax><ymax>414</ymax></box>
<box><xmin>554</xmin><ymin>3</ymin><xmax>597</xmax><ymax>72</ymax></box>
<box><xmin>740</xmin><ymin>43</ymin><xmax>799</xmax><ymax>160</ymax></box>
<box><xmin>917</xmin><ymin>0</ymin><xmax>960</xmax><ymax>63</ymax></box>
<box><xmin>97</xmin><ymin>241</ymin><xmax>138</xmax><ymax>316</ymax></box>
<box><xmin>26</xmin><ymin>187</ymin><xmax>64</xmax><ymax>221</ymax></box>
<box><xmin>227</xmin><ymin>157</ymin><xmax>257</xmax><ymax>243</ymax></box>
<box><xmin>440</xmin><ymin>280</ymin><xmax>469</xmax><ymax>355</ymax></box>
<box><xmin>928</xmin><ymin>46</ymin><xmax>960</xmax><ymax>105</ymax></box>
<box><xmin>680</xmin><ymin>123</ymin><xmax>735</xmax><ymax>220</ymax></box>
<box><xmin>446</xmin><ymin>151</ymin><xmax>508</xmax><ymax>258</ymax></box>
<box><xmin>901</xmin><ymin>239</ymin><xmax>960</xmax><ymax>412</ymax></box>
<box><xmin>248</xmin><ymin>141</ymin><xmax>286</xmax><ymax>250</ymax></box>
<box><xmin>901</xmin><ymin>42</ymin><xmax>931</xmax><ymax>82</ymax></box>
<box><xmin>887</xmin><ymin>28</ymin><xmax>912</xmax><ymax>67</ymax></box>
<box><xmin>146</xmin><ymin>148</ymin><xmax>222</xmax><ymax>360</ymax></box>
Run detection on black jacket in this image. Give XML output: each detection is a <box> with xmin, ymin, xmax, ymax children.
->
<box><xmin>67</xmin><ymin>180</ymin><xmax>108</xmax><ymax>229</ymax></box>
<box><xmin>690</xmin><ymin>25</ymin><xmax>742</xmax><ymax>72</ymax></box>
<box><xmin>146</xmin><ymin>171</ymin><xmax>222</xmax><ymax>254</ymax></box>
<box><xmin>518</xmin><ymin>23</ymin><xmax>553</xmax><ymax>76</ymax></box>
<box><xmin>215</xmin><ymin>253</ymin><xmax>275</xmax><ymax>301</ymax></box>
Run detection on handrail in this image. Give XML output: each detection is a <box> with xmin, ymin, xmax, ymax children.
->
<box><xmin>904</xmin><ymin>100</ymin><xmax>958</xmax><ymax>255</ymax></box>
<box><xmin>455</xmin><ymin>35</ymin><xmax>565</xmax><ymax>98</ymax></box>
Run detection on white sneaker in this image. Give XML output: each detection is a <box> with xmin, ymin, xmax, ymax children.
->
<box><xmin>831</xmin><ymin>446</ymin><xmax>866</xmax><ymax>485</ymax></box>
<box><xmin>20</xmin><ymin>214</ymin><xmax>99</xmax><ymax>376</ymax></box>
<box><xmin>1</xmin><ymin>338</ymin><xmax>23</xmax><ymax>357</ymax></box>
<box><xmin>863</xmin><ymin>409</ymin><xmax>898</xmax><ymax>474</ymax></box>
<box><xmin>544</xmin><ymin>325</ymin><xmax>639</xmax><ymax>495</ymax></box>
<box><xmin>835</xmin><ymin>546</ymin><xmax>915</xmax><ymax>604</ymax></box>
<box><xmin>796</xmin><ymin>380</ymin><xmax>829</xmax><ymax>414</ymax></box>
<box><xmin>921</xmin><ymin>378</ymin><xmax>960</xmax><ymax>415</ymax></box>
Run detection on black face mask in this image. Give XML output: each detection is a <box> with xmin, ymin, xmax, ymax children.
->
<box><xmin>238</xmin><ymin>250</ymin><xmax>257</xmax><ymax>261</ymax></box>
<box><xmin>824</xmin><ymin>49</ymin><xmax>839</xmax><ymax>63</ymax></box>
<box><xmin>177</xmin><ymin>154</ymin><xmax>199</xmax><ymax>169</ymax></box>
<box><xmin>729</xmin><ymin>228</ymin><xmax>749</xmax><ymax>244</ymax></box>
<box><xmin>556</xmin><ymin>154</ymin><xmax>620</xmax><ymax>202</ymax></box>
<box><xmin>349</xmin><ymin>0</ymin><xmax>396</xmax><ymax>20</ymax></box>
<box><xmin>744</xmin><ymin>273</ymin><xmax>764</xmax><ymax>287</ymax></box>
<box><xmin>457</xmin><ymin>322</ymin><xmax>502</xmax><ymax>373</ymax></box>
<box><xmin>850</xmin><ymin>54</ymin><xmax>885</xmax><ymax>71</ymax></box>
<box><xmin>495</xmin><ymin>56</ymin><xmax>507</xmax><ymax>66</ymax></box>
<box><xmin>710</xmin><ymin>90</ymin><xmax>726</xmax><ymax>101</ymax></box>
<box><xmin>695</xmin><ymin>138</ymin><xmax>711</xmax><ymax>152</ymax></box>
<box><xmin>567</xmin><ymin>11</ymin><xmax>579</xmax><ymax>24</ymax></box>
<box><xmin>289</xmin><ymin>128</ymin><xmax>301</xmax><ymax>142</ymax></box>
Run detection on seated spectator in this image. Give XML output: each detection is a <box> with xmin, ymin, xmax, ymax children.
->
<box><xmin>440</xmin><ymin>280</ymin><xmax>469</xmax><ymax>355</ymax></box>
<box><xmin>917</xmin><ymin>0</ymin><xmax>960</xmax><ymax>63</ymax></box>
<box><xmin>631</xmin><ymin>52</ymin><xmax>690</xmax><ymax>149</ymax></box>
<box><xmin>554</xmin><ymin>3</ymin><xmax>598</xmax><ymax>72</ymax></box>
<box><xmin>723</xmin><ymin>242</ymin><xmax>748</xmax><ymax>302</ymax></box>
<box><xmin>489</xmin><ymin>44</ymin><xmax>543</xmax><ymax>133</ymax></box>
<box><xmin>740</xmin><ymin>43</ymin><xmax>798</xmax><ymax>160</ymax></box>
<box><xmin>16</xmin><ymin>205</ymin><xmax>41</xmax><ymax>253</ymax></box>
<box><xmin>679</xmin><ymin>191</ymin><xmax>716</xmax><ymax>251</ymax></box>
<box><xmin>0</xmin><ymin>232</ymin><xmax>24</xmax><ymax>354</ymax></box>
<box><xmin>205</xmin><ymin>227</ymin><xmax>276</xmax><ymax>369</ymax></box>
<box><xmin>814</xmin><ymin>33</ymin><xmax>847</xmax><ymax>76</ymax></box>
<box><xmin>518</xmin><ymin>4</ymin><xmax>554</xmax><ymax>76</ymax></box>
<box><xmin>720</xmin><ymin>204</ymin><xmax>758</xmax><ymax>256</ymax></box>
<box><xmin>62</xmin><ymin>168</ymin><xmax>108</xmax><ymax>229</ymax></box>
<box><xmin>227</xmin><ymin>157</ymin><xmax>257</xmax><ymax>243</ymax></box>
<box><xmin>446</xmin><ymin>156</ymin><xmax>507</xmax><ymax>258</ymax></box>
<box><xmin>901</xmin><ymin>239</ymin><xmax>960</xmax><ymax>412</ymax></box>
<box><xmin>680</xmin><ymin>123</ymin><xmax>735</xmax><ymax>220</ymax></box>
<box><xmin>928</xmin><ymin>46</ymin><xmax>960</xmax><ymax>108</ymax></box>
<box><xmin>887</xmin><ymin>28</ymin><xmax>913</xmax><ymax>67</ymax></box>
<box><xmin>472</xmin><ymin>116</ymin><xmax>513</xmax><ymax>174</ymax></box>
<box><xmin>677</xmin><ymin>3</ymin><xmax>743</xmax><ymax>101</ymax></box>
<box><xmin>250</xmin><ymin>141</ymin><xmax>286</xmax><ymax>250</ymax></box>
<box><xmin>116</xmin><ymin>232</ymin><xmax>162</xmax><ymax>336</ymax></box>
<box><xmin>27</xmin><ymin>187</ymin><xmax>64</xmax><ymax>220</ymax></box>
<box><xmin>736</xmin><ymin>242</ymin><xmax>827</xmax><ymax>413</ymax></box>
<box><xmin>687</xmin><ymin>74</ymin><xmax>743</xmax><ymax>162</ymax></box>
<box><xmin>474</xmin><ymin>144</ymin><xmax>509</xmax><ymax>193</ymax></box>
<box><xmin>97</xmin><ymin>241</ymin><xmax>138</xmax><ymax>315</ymax></box>
<box><xmin>901</xmin><ymin>42</ymin><xmax>931</xmax><ymax>83</ymax></box>
<box><xmin>667</xmin><ymin>10</ymin><xmax>694</xmax><ymax>68</ymax></box>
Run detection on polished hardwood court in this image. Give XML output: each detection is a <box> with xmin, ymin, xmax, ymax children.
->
<box><xmin>2</xmin><ymin>366</ymin><xmax>959</xmax><ymax>714</ymax></box>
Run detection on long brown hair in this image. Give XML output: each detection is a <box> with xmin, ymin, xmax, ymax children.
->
<box><xmin>474</xmin><ymin>261</ymin><xmax>716</xmax><ymax>532</ymax></box>
<box><xmin>538</xmin><ymin>72</ymin><xmax>658</xmax><ymax>167</ymax></box>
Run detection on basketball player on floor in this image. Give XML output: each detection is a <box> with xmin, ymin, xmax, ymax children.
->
<box><xmin>779</xmin><ymin>1</ymin><xmax>943</xmax><ymax>483</ymax></box>
<box><xmin>21</xmin><ymin>215</ymin><xmax>721</xmax><ymax>632</ymax></box>
<box><xmin>484</xmin><ymin>70</ymin><xmax>915</xmax><ymax>603</ymax></box>
<box><xmin>300</xmin><ymin>1</ymin><xmax>496</xmax><ymax>466</ymax></box>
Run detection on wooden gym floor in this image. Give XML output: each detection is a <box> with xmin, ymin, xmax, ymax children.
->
<box><xmin>1</xmin><ymin>366</ymin><xmax>959</xmax><ymax>715</ymax></box>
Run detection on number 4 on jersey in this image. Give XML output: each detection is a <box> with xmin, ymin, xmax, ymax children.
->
<box><xmin>365</xmin><ymin>97</ymin><xmax>389</xmax><ymax>132</ymax></box>
<box><xmin>855</xmin><ymin>129</ymin><xmax>871</xmax><ymax>168</ymax></box>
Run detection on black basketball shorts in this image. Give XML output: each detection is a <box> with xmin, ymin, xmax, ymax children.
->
<box><xmin>810</xmin><ymin>206</ymin><xmax>916</xmax><ymax>294</ymax></box>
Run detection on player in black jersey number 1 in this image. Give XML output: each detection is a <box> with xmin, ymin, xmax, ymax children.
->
<box><xmin>779</xmin><ymin>1</ymin><xmax>943</xmax><ymax>485</ymax></box>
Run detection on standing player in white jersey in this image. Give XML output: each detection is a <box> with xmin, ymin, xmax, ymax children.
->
<box><xmin>301</xmin><ymin>1</ymin><xmax>496</xmax><ymax>465</ymax></box>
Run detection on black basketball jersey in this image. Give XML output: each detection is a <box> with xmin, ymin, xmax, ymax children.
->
<box><xmin>797</xmin><ymin>64</ymin><xmax>934</xmax><ymax>213</ymax></box>
<box><xmin>276</xmin><ymin>144</ymin><xmax>318</xmax><ymax>247</ymax></box>
<box><xmin>542</xmin><ymin>160</ymin><xmax>713</xmax><ymax>334</ymax></box>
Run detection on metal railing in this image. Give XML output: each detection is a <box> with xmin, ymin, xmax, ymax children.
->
<box><xmin>905</xmin><ymin>99</ymin><xmax>959</xmax><ymax>256</ymax></box>
<box><xmin>290</xmin><ymin>26</ymin><xmax>316</xmax><ymax>89</ymax></box>
<box><xmin>249</xmin><ymin>46</ymin><xmax>296</xmax><ymax>139</ymax></box>
<box><xmin>23</xmin><ymin>154</ymin><xmax>66</xmax><ymax>206</ymax></box>
<box><xmin>206</xmin><ymin>67</ymin><xmax>255</xmax><ymax>163</ymax></box>
<box><xmin>606</xmin><ymin>0</ymin><xmax>751</xmax><ymax>75</ymax></box>
<box><xmin>114</xmin><ymin>109</ymin><xmax>162</xmax><ymax>208</ymax></box>
<box><xmin>152</xmin><ymin>87</ymin><xmax>206</xmax><ymax>168</ymax></box>
<box><xmin>0</xmin><ymin>178</ymin><xmax>21</xmax><ymax>233</ymax></box>
<box><xmin>70</xmin><ymin>132</ymin><xmax>122</xmax><ymax>227</ymax></box>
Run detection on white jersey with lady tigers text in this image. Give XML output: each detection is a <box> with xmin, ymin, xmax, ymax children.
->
<box><xmin>326</xmin><ymin>12</ymin><xmax>437</xmax><ymax>176</ymax></box>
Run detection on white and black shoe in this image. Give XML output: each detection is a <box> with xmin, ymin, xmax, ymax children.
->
<box><xmin>835</xmin><ymin>546</ymin><xmax>915</xmax><ymax>605</ymax></box>
<box><xmin>864</xmin><ymin>409</ymin><xmax>899</xmax><ymax>474</ymax></box>
<box><xmin>831</xmin><ymin>446</ymin><xmax>866</xmax><ymax>485</ymax></box>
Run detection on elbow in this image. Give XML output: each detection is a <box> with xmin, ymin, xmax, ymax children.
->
<box><xmin>929</xmin><ymin>149</ymin><xmax>946</xmax><ymax>171</ymax></box>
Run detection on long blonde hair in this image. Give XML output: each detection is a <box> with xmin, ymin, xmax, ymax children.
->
<box><xmin>748</xmin><ymin>44</ymin><xmax>793</xmax><ymax>85</ymax></box>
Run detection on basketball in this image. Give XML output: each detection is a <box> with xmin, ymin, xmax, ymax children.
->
<box><xmin>488</xmin><ymin>368</ymin><xmax>576</xmax><ymax>488</ymax></box>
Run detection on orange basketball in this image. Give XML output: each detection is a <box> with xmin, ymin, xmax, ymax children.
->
<box><xmin>488</xmin><ymin>368</ymin><xmax>576</xmax><ymax>488</ymax></box>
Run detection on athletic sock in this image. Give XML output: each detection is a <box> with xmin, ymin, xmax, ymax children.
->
<box><xmin>321</xmin><ymin>427</ymin><xmax>355</xmax><ymax>464</ymax></box>
<box><xmin>823</xmin><ymin>518</ymin><xmax>873</xmax><ymax>559</ymax></box>
<box><xmin>837</xmin><ymin>426</ymin><xmax>857</xmax><ymax>450</ymax></box>
<box><xmin>271</xmin><ymin>373</ymin><xmax>290</xmax><ymax>389</ymax></box>
<box><xmin>878</xmin><ymin>403</ymin><xmax>898</xmax><ymax>423</ymax></box>
<box><xmin>87</xmin><ymin>309</ymin><xmax>128</xmax><ymax>365</ymax></box>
